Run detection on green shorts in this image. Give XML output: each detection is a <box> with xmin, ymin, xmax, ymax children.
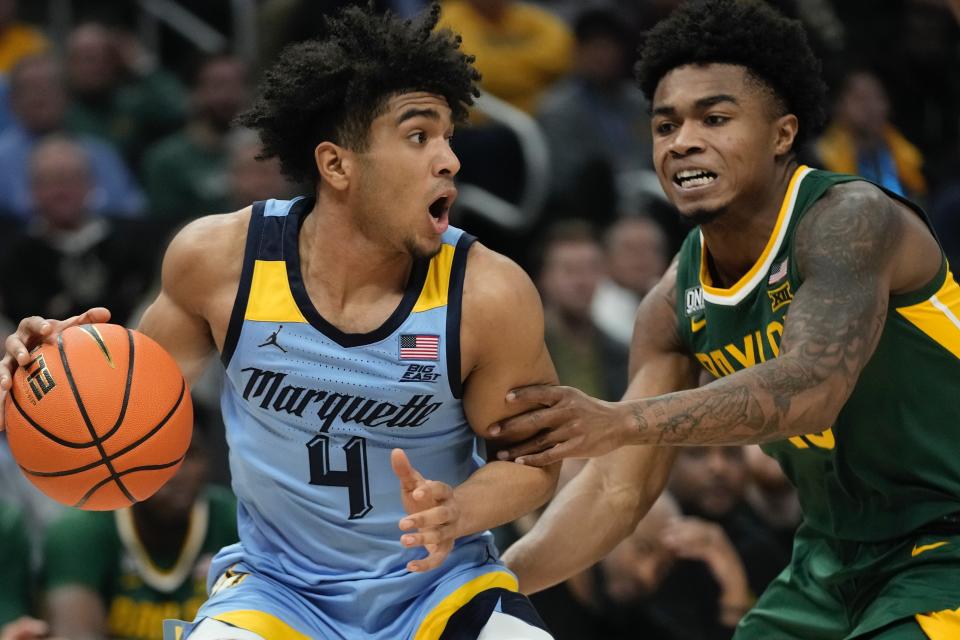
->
<box><xmin>735</xmin><ymin>523</ymin><xmax>960</xmax><ymax>639</ymax></box>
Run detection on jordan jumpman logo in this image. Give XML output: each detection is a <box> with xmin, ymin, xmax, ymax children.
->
<box><xmin>258</xmin><ymin>325</ymin><xmax>288</xmax><ymax>353</ymax></box>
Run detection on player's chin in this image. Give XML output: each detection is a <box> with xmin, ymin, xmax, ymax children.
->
<box><xmin>675</xmin><ymin>201</ymin><xmax>728</xmax><ymax>227</ymax></box>
<box><xmin>408</xmin><ymin>235</ymin><xmax>443</xmax><ymax>261</ymax></box>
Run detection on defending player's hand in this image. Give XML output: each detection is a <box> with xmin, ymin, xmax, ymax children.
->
<box><xmin>391</xmin><ymin>448</ymin><xmax>460</xmax><ymax>573</ymax></box>
<box><xmin>491</xmin><ymin>385</ymin><xmax>629</xmax><ymax>466</ymax></box>
<box><xmin>0</xmin><ymin>308</ymin><xmax>111</xmax><ymax>431</ymax></box>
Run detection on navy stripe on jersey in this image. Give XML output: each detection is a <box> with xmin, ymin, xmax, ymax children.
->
<box><xmin>438</xmin><ymin>588</ymin><xmax>550</xmax><ymax>639</ymax></box>
<box><xmin>281</xmin><ymin>197</ymin><xmax>431</xmax><ymax>347</ymax></box>
<box><xmin>221</xmin><ymin>201</ymin><xmax>266</xmax><ymax>367</ymax></box>
<box><xmin>446</xmin><ymin>232</ymin><xmax>476</xmax><ymax>399</ymax></box>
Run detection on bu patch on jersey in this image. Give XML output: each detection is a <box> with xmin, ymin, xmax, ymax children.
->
<box><xmin>768</xmin><ymin>281</ymin><xmax>793</xmax><ymax>311</ymax></box>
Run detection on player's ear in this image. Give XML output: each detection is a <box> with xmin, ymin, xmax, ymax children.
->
<box><xmin>773</xmin><ymin>113</ymin><xmax>799</xmax><ymax>156</ymax></box>
<box><xmin>315</xmin><ymin>141</ymin><xmax>351</xmax><ymax>191</ymax></box>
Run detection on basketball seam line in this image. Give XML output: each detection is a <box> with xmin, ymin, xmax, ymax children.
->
<box><xmin>74</xmin><ymin>456</ymin><xmax>186</xmax><ymax>509</ymax></box>
<box><xmin>58</xmin><ymin>330</ymin><xmax>136</xmax><ymax>506</ymax></box>
<box><xmin>9</xmin><ymin>389</ymin><xmax>100</xmax><ymax>449</ymax></box>
<box><xmin>17</xmin><ymin>379</ymin><xmax>186</xmax><ymax>478</ymax></box>
<box><xmin>10</xmin><ymin>327</ymin><xmax>136</xmax><ymax>450</ymax></box>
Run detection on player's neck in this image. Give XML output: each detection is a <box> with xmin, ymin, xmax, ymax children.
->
<box><xmin>299</xmin><ymin>197</ymin><xmax>413</xmax><ymax>310</ymax></box>
<box><xmin>699</xmin><ymin>160</ymin><xmax>797</xmax><ymax>287</ymax></box>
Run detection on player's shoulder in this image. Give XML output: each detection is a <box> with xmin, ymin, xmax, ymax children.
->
<box><xmin>462</xmin><ymin>242</ymin><xmax>540</xmax><ymax>313</ymax></box>
<box><xmin>804</xmin><ymin>179</ymin><xmax>901</xmax><ymax>229</ymax></box>
<box><xmin>161</xmin><ymin>207</ymin><xmax>252</xmax><ymax>283</ymax></box>
<box><xmin>793</xmin><ymin>179</ymin><xmax>920</xmax><ymax>285</ymax></box>
<box><xmin>168</xmin><ymin>207</ymin><xmax>251</xmax><ymax>255</ymax></box>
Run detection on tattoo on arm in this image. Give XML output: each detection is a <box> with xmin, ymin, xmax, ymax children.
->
<box><xmin>632</xmin><ymin>184</ymin><xmax>902</xmax><ymax>445</ymax></box>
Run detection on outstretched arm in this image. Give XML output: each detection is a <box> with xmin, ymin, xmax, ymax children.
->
<box><xmin>393</xmin><ymin>244</ymin><xmax>560</xmax><ymax>571</ymax></box>
<box><xmin>497</xmin><ymin>183</ymin><xmax>938</xmax><ymax>465</ymax></box>
<box><xmin>620</xmin><ymin>183</ymin><xmax>913</xmax><ymax>445</ymax></box>
<box><xmin>503</xmin><ymin>266</ymin><xmax>699</xmax><ymax>594</ymax></box>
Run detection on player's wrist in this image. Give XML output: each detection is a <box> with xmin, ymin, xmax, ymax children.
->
<box><xmin>619</xmin><ymin>401</ymin><xmax>648</xmax><ymax>446</ymax></box>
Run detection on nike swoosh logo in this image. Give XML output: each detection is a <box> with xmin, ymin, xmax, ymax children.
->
<box><xmin>911</xmin><ymin>541</ymin><xmax>949</xmax><ymax>557</ymax></box>
<box><xmin>691</xmin><ymin>316</ymin><xmax>706</xmax><ymax>332</ymax></box>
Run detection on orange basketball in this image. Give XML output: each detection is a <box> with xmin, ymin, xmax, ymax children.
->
<box><xmin>4</xmin><ymin>323</ymin><xmax>192</xmax><ymax>510</ymax></box>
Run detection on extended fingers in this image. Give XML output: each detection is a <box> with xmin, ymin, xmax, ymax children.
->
<box><xmin>513</xmin><ymin>442</ymin><xmax>572</xmax><ymax>467</ymax></box>
<box><xmin>495</xmin><ymin>428</ymin><xmax>564</xmax><ymax>461</ymax></box>
<box><xmin>400</xmin><ymin>522</ymin><xmax>453</xmax><ymax>548</ymax></box>
<box><xmin>504</xmin><ymin>384</ymin><xmax>562</xmax><ymax>407</ymax></box>
<box><xmin>399</xmin><ymin>504</ymin><xmax>457</xmax><ymax>532</ymax></box>
<box><xmin>406</xmin><ymin>541</ymin><xmax>453</xmax><ymax>573</ymax></box>
<box><xmin>390</xmin><ymin>448</ymin><xmax>424</xmax><ymax>492</ymax></box>
<box><xmin>0</xmin><ymin>354</ymin><xmax>13</xmax><ymax>391</ymax></box>
<box><xmin>413</xmin><ymin>480</ymin><xmax>452</xmax><ymax>503</ymax></box>
<box><xmin>8</xmin><ymin>317</ymin><xmax>49</xmax><ymax>366</ymax></box>
<box><xmin>491</xmin><ymin>405</ymin><xmax>571</xmax><ymax>440</ymax></box>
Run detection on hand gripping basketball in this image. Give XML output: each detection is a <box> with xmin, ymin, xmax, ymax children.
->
<box><xmin>0</xmin><ymin>308</ymin><xmax>112</xmax><ymax>432</ymax></box>
<box><xmin>3</xmin><ymin>321</ymin><xmax>193</xmax><ymax>510</ymax></box>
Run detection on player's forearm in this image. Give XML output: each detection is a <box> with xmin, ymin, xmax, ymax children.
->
<box><xmin>503</xmin><ymin>461</ymin><xmax>652</xmax><ymax>594</ymax></box>
<box><xmin>452</xmin><ymin>461</ymin><xmax>559</xmax><ymax>540</ymax></box>
<box><xmin>623</xmin><ymin>355</ymin><xmax>843</xmax><ymax>446</ymax></box>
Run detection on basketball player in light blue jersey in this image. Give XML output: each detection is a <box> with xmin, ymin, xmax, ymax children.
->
<box><xmin>0</xmin><ymin>5</ymin><xmax>561</xmax><ymax>639</ymax></box>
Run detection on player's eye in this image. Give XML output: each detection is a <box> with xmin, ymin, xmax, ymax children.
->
<box><xmin>705</xmin><ymin>114</ymin><xmax>729</xmax><ymax>126</ymax></box>
<box><xmin>408</xmin><ymin>131</ymin><xmax>428</xmax><ymax>145</ymax></box>
<box><xmin>655</xmin><ymin>121</ymin><xmax>676</xmax><ymax>135</ymax></box>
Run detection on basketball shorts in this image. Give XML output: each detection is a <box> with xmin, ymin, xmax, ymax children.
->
<box><xmin>164</xmin><ymin>563</ymin><xmax>553</xmax><ymax>640</ymax></box>
<box><xmin>735</xmin><ymin>522</ymin><xmax>960</xmax><ymax>639</ymax></box>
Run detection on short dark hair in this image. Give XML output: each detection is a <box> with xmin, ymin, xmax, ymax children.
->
<box><xmin>635</xmin><ymin>0</ymin><xmax>827</xmax><ymax>147</ymax></box>
<box><xmin>236</xmin><ymin>3</ymin><xmax>481</xmax><ymax>184</ymax></box>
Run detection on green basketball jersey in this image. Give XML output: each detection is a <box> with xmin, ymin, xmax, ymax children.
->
<box><xmin>675</xmin><ymin>165</ymin><xmax>960</xmax><ymax>542</ymax></box>
<box><xmin>43</xmin><ymin>486</ymin><xmax>238</xmax><ymax>640</ymax></box>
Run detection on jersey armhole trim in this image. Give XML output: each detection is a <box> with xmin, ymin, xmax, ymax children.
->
<box><xmin>220</xmin><ymin>202</ymin><xmax>265</xmax><ymax>367</ymax></box>
<box><xmin>446</xmin><ymin>233</ymin><xmax>476</xmax><ymax>399</ymax></box>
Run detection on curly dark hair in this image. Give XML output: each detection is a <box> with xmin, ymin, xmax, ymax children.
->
<box><xmin>236</xmin><ymin>3</ymin><xmax>481</xmax><ymax>184</ymax></box>
<box><xmin>635</xmin><ymin>0</ymin><xmax>827</xmax><ymax>147</ymax></box>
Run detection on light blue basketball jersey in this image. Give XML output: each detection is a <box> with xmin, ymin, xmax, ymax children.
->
<box><xmin>203</xmin><ymin>197</ymin><xmax>518</xmax><ymax>638</ymax></box>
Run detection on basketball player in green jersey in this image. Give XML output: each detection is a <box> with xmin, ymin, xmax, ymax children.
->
<box><xmin>496</xmin><ymin>1</ymin><xmax>960</xmax><ymax>638</ymax></box>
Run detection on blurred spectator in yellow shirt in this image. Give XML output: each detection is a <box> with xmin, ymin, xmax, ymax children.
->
<box><xmin>438</xmin><ymin>0</ymin><xmax>573</xmax><ymax>113</ymax></box>
<box><xmin>814</xmin><ymin>68</ymin><xmax>926</xmax><ymax>200</ymax></box>
<box><xmin>0</xmin><ymin>0</ymin><xmax>46</xmax><ymax>74</ymax></box>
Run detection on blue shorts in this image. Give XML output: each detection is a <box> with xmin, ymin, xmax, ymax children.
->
<box><xmin>169</xmin><ymin>561</ymin><xmax>550</xmax><ymax>640</ymax></box>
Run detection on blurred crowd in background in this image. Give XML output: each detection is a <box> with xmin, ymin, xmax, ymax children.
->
<box><xmin>0</xmin><ymin>0</ymin><xmax>957</xmax><ymax>638</ymax></box>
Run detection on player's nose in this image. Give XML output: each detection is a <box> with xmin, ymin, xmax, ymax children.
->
<box><xmin>668</xmin><ymin>121</ymin><xmax>706</xmax><ymax>157</ymax></box>
<box><xmin>434</xmin><ymin>143</ymin><xmax>461</xmax><ymax>178</ymax></box>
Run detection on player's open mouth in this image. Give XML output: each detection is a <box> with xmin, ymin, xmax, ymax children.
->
<box><xmin>426</xmin><ymin>188</ymin><xmax>455</xmax><ymax>234</ymax></box>
<box><xmin>428</xmin><ymin>196</ymin><xmax>449</xmax><ymax>220</ymax></box>
<box><xmin>673</xmin><ymin>169</ymin><xmax>718</xmax><ymax>189</ymax></box>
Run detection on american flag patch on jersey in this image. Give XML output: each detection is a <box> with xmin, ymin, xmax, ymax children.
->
<box><xmin>768</xmin><ymin>258</ymin><xmax>789</xmax><ymax>285</ymax></box>
<box><xmin>399</xmin><ymin>334</ymin><xmax>440</xmax><ymax>360</ymax></box>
